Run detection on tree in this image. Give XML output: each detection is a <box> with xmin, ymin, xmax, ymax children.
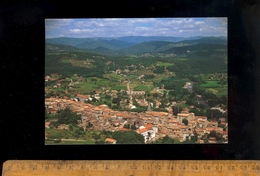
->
<box><xmin>112</xmin><ymin>131</ymin><xmax>144</xmax><ymax>144</ymax></box>
<box><xmin>92</xmin><ymin>132</ymin><xmax>101</xmax><ymax>141</ymax></box>
<box><xmin>123</xmin><ymin>124</ymin><xmax>130</xmax><ymax>129</ymax></box>
<box><xmin>182</xmin><ymin>118</ymin><xmax>188</xmax><ymax>126</ymax></box>
<box><xmin>68</xmin><ymin>124</ymin><xmax>73</xmax><ymax>131</ymax></box>
<box><xmin>95</xmin><ymin>139</ymin><xmax>105</xmax><ymax>144</ymax></box>
<box><xmin>216</xmin><ymin>132</ymin><xmax>223</xmax><ymax>141</ymax></box>
<box><xmin>71</xmin><ymin>127</ymin><xmax>84</xmax><ymax>139</ymax></box>
<box><xmin>130</xmin><ymin>125</ymin><xmax>136</xmax><ymax>130</ymax></box>
<box><xmin>191</xmin><ymin>135</ymin><xmax>198</xmax><ymax>142</ymax></box>
<box><xmin>208</xmin><ymin>130</ymin><xmax>217</xmax><ymax>138</ymax></box>
<box><xmin>56</xmin><ymin>107</ymin><xmax>81</xmax><ymax>126</ymax></box>
<box><xmin>153</xmin><ymin>135</ymin><xmax>175</xmax><ymax>144</ymax></box>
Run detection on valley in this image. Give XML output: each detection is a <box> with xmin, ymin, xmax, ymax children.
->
<box><xmin>45</xmin><ymin>36</ymin><xmax>228</xmax><ymax>144</ymax></box>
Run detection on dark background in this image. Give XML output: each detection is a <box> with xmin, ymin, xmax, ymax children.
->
<box><xmin>0</xmin><ymin>0</ymin><xmax>260</xmax><ymax>170</ymax></box>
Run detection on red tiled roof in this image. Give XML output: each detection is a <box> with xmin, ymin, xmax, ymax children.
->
<box><xmin>136</xmin><ymin>128</ymin><xmax>148</xmax><ymax>134</ymax></box>
<box><xmin>94</xmin><ymin>107</ymin><xmax>101</xmax><ymax>111</ymax></box>
<box><xmin>144</xmin><ymin>123</ymin><xmax>152</xmax><ymax>129</ymax></box>
<box><xmin>169</xmin><ymin>120</ymin><xmax>178</xmax><ymax>123</ymax></box>
<box><xmin>103</xmin><ymin>114</ymin><xmax>111</xmax><ymax>119</ymax></box>
<box><xmin>103</xmin><ymin>108</ymin><xmax>112</xmax><ymax>113</ymax></box>
<box><xmin>105</xmin><ymin>138</ymin><xmax>116</xmax><ymax>143</ymax></box>
<box><xmin>177</xmin><ymin>113</ymin><xmax>189</xmax><ymax>117</ymax></box>
<box><xmin>181</xmin><ymin>126</ymin><xmax>188</xmax><ymax>129</ymax></box>
<box><xmin>206</xmin><ymin>127</ymin><xmax>215</xmax><ymax>131</ymax></box>
<box><xmin>223</xmin><ymin>131</ymin><xmax>228</xmax><ymax>135</ymax></box>
<box><xmin>118</xmin><ymin>128</ymin><xmax>130</xmax><ymax>132</ymax></box>
<box><xmin>160</xmin><ymin>130</ymin><xmax>168</xmax><ymax>134</ymax></box>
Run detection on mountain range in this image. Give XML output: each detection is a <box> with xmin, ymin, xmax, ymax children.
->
<box><xmin>46</xmin><ymin>36</ymin><xmax>227</xmax><ymax>56</ymax></box>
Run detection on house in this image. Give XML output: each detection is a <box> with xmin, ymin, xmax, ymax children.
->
<box><xmin>221</xmin><ymin>122</ymin><xmax>228</xmax><ymax>127</ymax></box>
<box><xmin>75</xmin><ymin>94</ymin><xmax>89</xmax><ymax>102</ymax></box>
<box><xmin>176</xmin><ymin>111</ymin><xmax>194</xmax><ymax>122</ymax></box>
<box><xmin>93</xmin><ymin>94</ymin><xmax>100</xmax><ymax>101</ymax></box>
<box><xmin>208</xmin><ymin>137</ymin><xmax>217</xmax><ymax>143</ymax></box>
<box><xmin>195</xmin><ymin>128</ymin><xmax>206</xmax><ymax>137</ymax></box>
<box><xmin>57</xmin><ymin>124</ymin><xmax>69</xmax><ymax>130</ymax></box>
<box><xmin>205</xmin><ymin>127</ymin><xmax>215</xmax><ymax>134</ymax></box>
<box><xmin>207</xmin><ymin>121</ymin><xmax>218</xmax><ymax>128</ymax></box>
<box><xmin>136</xmin><ymin>123</ymin><xmax>156</xmax><ymax>143</ymax></box>
<box><xmin>197</xmin><ymin>116</ymin><xmax>207</xmax><ymax>121</ymax></box>
<box><xmin>105</xmin><ymin>138</ymin><xmax>117</xmax><ymax>144</ymax></box>
<box><xmin>137</xmin><ymin>75</ymin><xmax>145</xmax><ymax>80</ymax></box>
<box><xmin>45</xmin><ymin>122</ymin><xmax>51</xmax><ymax>128</ymax></box>
<box><xmin>223</xmin><ymin>131</ymin><xmax>228</xmax><ymax>140</ymax></box>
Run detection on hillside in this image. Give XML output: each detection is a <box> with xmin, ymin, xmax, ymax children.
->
<box><xmin>46</xmin><ymin>36</ymin><xmax>227</xmax><ymax>56</ymax></box>
<box><xmin>45</xmin><ymin>43</ymin><xmax>82</xmax><ymax>52</ymax></box>
<box><xmin>161</xmin><ymin>43</ymin><xmax>227</xmax><ymax>55</ymax></box>
<box><xmin>116</xmin><ymin>41</ymin><xmax>176</xmax><ymax>55</ymax></box>
<box><xmin>75</xmin><ymin>38</ymin><xmax>134</xmax><ymax>50</ymax></box>
<box><xmin>115</xmin><ymin>36</ymin><xmax>188</xmax><ymax>44</ymax></box>
<box><xmin>175</xmin><ymin>36</ymin><xmax>227</xmax><ymax>45</ymax></box>
<box><xmin>46</xmin><ymin>37</ymin><xmax>88</xmax><ymax>46</ymax></box>
<box><xmin>46</xmin><ymin>37</ymin><xmax>134</xmax><ymax>50</ymax></box>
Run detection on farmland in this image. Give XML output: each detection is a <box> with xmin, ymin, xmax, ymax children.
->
<box><xmin>45</xmin><ymin>36</ymin><xmax>227</xmax><ymax>118</ymax></box>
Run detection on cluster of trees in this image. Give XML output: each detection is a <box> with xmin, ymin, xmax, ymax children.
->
<box><xmin>193</xmin><ymin>83</ymin><xmax>227</xmax><ymax>108</ymax></box>
<box><xmin>123</xmin><ymin>124</ymin><xmax>137</xmax><ymax>130</ymax></box>
<box><xmin>153</xmin><ymin>135</ymin><xmax>175</xmax><ymax>144</ymax></box>
<box><xmin>94</xmin><ymin>130</ymin><xmax>145</xmax><ymax>144</ymax></box>
<box><xmin>153</xmin><ymin>66</ymin><xmax>165</xmax><ymax>74</ymax></box>
<box><xmin>46</xmin><ymin>107</ymin><xmax>81</xmax><ymax>128</ymax></box>
<box><xmin>207</xmin><ymin>130</ymin><xmax>223</xmax><ymax>143</ymax></box>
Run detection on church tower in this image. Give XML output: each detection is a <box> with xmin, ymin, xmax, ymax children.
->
<box><xmin>147</xmin><ymin>101</ymin><xmax>152</xmax><ymax>112</ymax></box>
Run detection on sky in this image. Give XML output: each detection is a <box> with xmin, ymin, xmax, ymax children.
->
<box><xmin>45</xmin><ymin>18</ymin><xmax>227</xmax><ymax>38</ymax></box>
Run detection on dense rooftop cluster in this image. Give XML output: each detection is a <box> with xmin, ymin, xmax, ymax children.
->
<box><xmin>45</xmin><ymin>97</ymin><xmax>228</xmax><ymax>143</ymax></box>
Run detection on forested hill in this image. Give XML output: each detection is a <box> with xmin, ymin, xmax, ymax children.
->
<box><xmin>46</xmin><ymin>36</ymin><xmax>227</xmax><ymax>56</ymax></box>
<box><xmin>45</xmin><ymin>41</ymin><xmax>227</xmax><ymax>80</ymax></box>
<box><xmin>46</xmin><ymin>37</ymin><xmax>135</xmax><ymax>50</ymax></box>
<box><xmin>161</xmin><ymin>43</ymin><xmax>227</xmax><ymax>55</ymax></box>
<box><xmin>174</xmin><ymin>36</ymin><xmax>227</xmax><ymax>45</ymax></box>
<box><xmin>45</xmin><ymin>36</ymin><xmax>189</xmax><ymax>46</ymax></box>
<box><xmin>46</xmin><ymin>43</ymin><xmax>82</xmax><ymax>52</ymax></box>
<box><xmin>116</xmin><ymin>41</ymin><xmax>175</xmax><ymax>55</ymax></box>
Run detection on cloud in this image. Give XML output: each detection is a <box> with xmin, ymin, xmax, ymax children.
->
<box><xmin>195</xmin><ymin>21</ymin><xmax>205</xmax><ymax>25</ymax></box>
<box><xmin>128</xmin><ymin>18</ymin><xmax>156</xmax><ymax>24</ymax></box>
<box><xmin>135</xmin><ymin>27</ymin><xmax>151</xmax><ymax>31</ymax></box>
<box><xmin>69</xmin><ymin>29</ymin><xmax>93</xmax><ymax>34</ymax></box>
<box><xmin>46</xmin><ymin>18</ymin><xmax>227</xmax><ymax>38</ymax></box>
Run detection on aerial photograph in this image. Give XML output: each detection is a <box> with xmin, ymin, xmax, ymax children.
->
<box><xmin>45</xmin><ymin>18</ymin><xmax>228</xmax><ymax>144</ymax></box>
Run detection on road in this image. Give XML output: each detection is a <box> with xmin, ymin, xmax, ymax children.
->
<box><xmin>196</xmin><ymin>97</ymin><xmax>211</xmax><ymax>109</ymax></box>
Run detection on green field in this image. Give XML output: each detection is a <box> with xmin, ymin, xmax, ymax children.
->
<box><xmin>156</xmin><ymin>61</ymin><xmax>174</xmax><ymax>67</ymax></box>
<box><xmin>75</xmin><ymin>82</ymin><xmax>99</xmax><ymax>91</ymax></box>
<box><xmin>110</xmin><ymin>85</ymin><xmax>127</xmax><ymax>91</ymax></box>
<box><xmin>133</xmin><ymin>84</ymin><xmax>150</xmax><ymax>91</ymax></box>
<box><xmin>104</xmin><ymin>73</ymin><xmax>123</xmax><ymax>80</ymax></box>
<box><xmin>201</xmin><ymin>80</ymin><xmax>221</xmax><ymax>88</ymax></box>
<box><xmin>214</xmin><ymin>87</ymin><xmax>228</xmax><ymax>97</ymax></box>
<box><xmin>201</xmin><ymin>81</ymin><xmax>227</xmax><ymax>97</ymax></box>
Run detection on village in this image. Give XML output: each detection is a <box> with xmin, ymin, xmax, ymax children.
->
<box><xmin>45</xmin><ymin>95</ymin><xmax>228</xmax><ymax>144</ymax></box>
